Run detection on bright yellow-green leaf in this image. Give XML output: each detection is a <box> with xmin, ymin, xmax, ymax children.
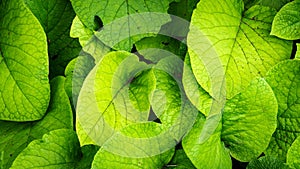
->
<box><xmin>0</xmin><ymin>0</ymin><xmax>50</xmax><ymax>121</ymax></box>
<box><xmin>188</xmin><ymin>0</ymin><xmax>291</xmax><ymax>101</ymax></box>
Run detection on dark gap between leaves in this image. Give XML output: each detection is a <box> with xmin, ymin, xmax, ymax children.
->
<box><xmin>290</xmin><ymin>40</ymin><xmax>299</xmax><ymax>59</ymax></box>
<box><xmin>148</xmin><ymin>107</ymin><xmax>161</xmax><ymax>124</ymax></box>
<box><xmin>131</xmin><ymin>44</ymin><xmax>154</xmax><ymax>64</ymax></box>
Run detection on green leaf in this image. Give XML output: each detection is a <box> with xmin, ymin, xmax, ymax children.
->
<box><xmin>182</xmin><ymin>54</ymin><xmax>213</xmax><ymax>116</ymax></box>
<box><xmin>95</xmin><ymin>13</ymin><xmax>170</xmax><ymax>51</ymax></box>
<box><xmin>162</xmin><ymin>0</ymin><xmax>199</xmax><ymax>37</ymax></box>
<box><xmin>182</xmin><ymin>77</ymin><xmax>277</xmax><ymax>166</ymax></box>
<box><xmin>76</xmin><ymin>51</ymin><xmax>148</xmax><ymax>146</ymax></box>
<box><xmin>70</xmin><ymin>0</ymin><xmax>174</xmax><ymax>51</ymax></box>
<box><xmin>247</xmin><ymin>156</ymin><xmax>290</xmax><ymax>169</ymax></box>
<box><xmin>70</xmin><ymin>0</ymin><xmax>173</xmax><ymax>31</ymax></box>
<box><xmin>24</xmin><ymin>0</ymin><xmax>81</xmax><ymax>78</ymax></box>
<box><xmin>222</xmin><ymin>78</ymin><xmax>277</xmax><ymax>161</ymax></box>
<box><xmin>188</xmin><ymin>0</ymin><xmax>292</xmax><ymax>100</ymax></box>
<box><xmin>92</xmin><ymin>122</ymin><xmax>175</xmax><ymax>169</ymax></box>
<box><xmin>73</xmin><ymin>44</ymin><xmax>112</xmax><ymax>146</ymax></box>
<box><xmin>64</xmin><ymin>55</ymin><xmax>95</xmax><ymax>105</ymax></box>
<box><xmin>102</xmin><ymin>69</ymin><xmax>198</xmax><ymax>159</ymax></box>
<box><xmin>10</xmin><ymin>129</ymin><xmax>81</xmax><ymax>169</ymax></box>
<box><xmin>287</xmin><ymin>136</ymin><xmax>300</xmax><ymax>169</ymax></box>
<box><xmin>244</xmin><ymin>0</ymin><xmax>291</xmax><ymax>11</ymax></box>
<box><xmin>182</xmin><ymin>54</ymin><xmax>225</xmax><ymax>144</ymax></box>
<box><xmin>82</xmin><ymin>35</ymin><xmax>111</xmax><ymax>64</ymax></box>
<box><xmin>0</xmin><ymin>0</ymin><xmax>50</xmax><ymax>121</ymax></box>
<box><xmin>70</xmin><ymin>16</ymin><xmax>94</xmax><ymax>47</ymax></box>
<box><xmin>64</xmin><ymin>35</ymin><xmax>110</xmax><ymax>108</ymax></box>
<box><xmin>0</xmin><ymin>76</ymin><xmax>73</xmax><ymax>169</ymax></box>
<box><xmin>167</xmin><ymin>149</ymin><xmax>196</xmax><ymax>169</ymax></box>
<box><xmin>168</xmin><ymin>0</ymin><xmax>199</xmax><ymax>21</ymax></box>
<box><xmin>77</xmin><ymin>51</ymin><xmax>198</xmax><ymax>163</ymax></box>
<box><xmin>128</xmin><ymin>69</ymin><xmax>156</xmax><ymax>113</ymax></box>
<box><xmin>135</xmin><ymin>35</ymin><xmax>186</xmax><ymax>63</ymax></box>
<box><xmin>296</xmin><ymin>43</ymin><xmax>300</xmax><ymax>59</ymax></box>
<box><xmin>271</xmin><ymin>1</ymin><xmax>300</xmax><ymax>40</ymax></box>
<box><xmin>75</xmin><ymin>62</ymin><xmax>99</xmax><ymax>146</ymax></box>
<box><xmin>76</xmin><ymin>145</ymin><xmax>100</xmax><ymax>169</ymax></box>
<box><xmin>151</xmin><ymin>55</ymin><xmax>198</xmax><ymax>142</ymax></box>
<box><xmin>265</xmin><ymin>59</ymin><xmax>300</xmax><ymax>161</ymax></box>
<box><xmin>182</xmin><ymin>114</ymin><xmax>232</xmax><ymax>169</ymax></box>
<box><xmin>31</xmin><ymin>76</ymin><xmax>74</xmax><ymax>136</ymax></box>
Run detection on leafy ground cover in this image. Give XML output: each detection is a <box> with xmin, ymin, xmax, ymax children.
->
<box><xmin>0</xmin><ymin>0</ymin><xmax>299</xmax><ymax>168</ymax></box>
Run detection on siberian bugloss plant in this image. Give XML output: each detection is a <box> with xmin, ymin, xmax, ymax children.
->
<box><xmin>0</xmin><ymin>0</ymin><xmax>299</xmax><ymax>168</ymax></box>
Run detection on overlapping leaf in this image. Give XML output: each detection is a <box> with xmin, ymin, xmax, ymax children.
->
<box><xmin>92</xmin><ymin>123</ymin><xmax>175</xmax><ymax>169</ymax></box>
<box><xmin>182</xmin><ymin>78</ymin><xmax>277</xmax><ymax>168</ymax></box>
<box><xmin>76</xmin><ymin>145</ymin><xmax>100</xmax><ymax>169</ymax></box>
<box><xmin>70</xmin><ymin>16</ymin><xmax>94</xmax><ymax>47</ymax></box>
<box><xmin>221</xmin><ymin>78</ymin><xmax>277</xmax><ymax>161</ymax></box>
<box><xmin>135</xmin><ymin>35</ymin><xmax>186</xmax><ymax>63</ymax></box>
<box><xmin>0</xmin><ymin>77</ymin><xmax>73</xmax><ymax>169</ymax></box>
<box><xmin>265</xmin><ymin>59</ymin><xmax>300</xmax><ymax>161</ymax></box>
<box><xmin>167</xmin><ymin>149</ymin><xmax>196</xmax><ymax>169</ymax></box>
<box><xmin>76</xmin><ymin>50</ymin><xmax>198</xmax><ymax>167</ymax></box>
<box><xmin>182</xmin><ymin>114</ymin><xmax>232</xmax><ymax>169</ymax></box>
<box><xmin>25</xmin><ymin>0</ymin><xmax>81</xmax><ymax>78</ymax></box>
<box><xmin>10</xmin><ymin>129</ymin><xmax>80</xmax><ymax>169</ymax></box>
<box><xmin>182</xmin><ymin>54</ymin><xmax>213</xmax><ymax>116</ymax></box>
<box><xmin>70</xmin><ymin>0</ymin><xmax>174</xmax><ymax>51</ymax></box>
<box><xmin>70</xmin><ymin>0</ymin><xmax>174</xmax><ymax>30</ymax></box>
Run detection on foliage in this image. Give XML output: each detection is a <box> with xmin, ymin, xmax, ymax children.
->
<box><xmin>0</xmin><ymin>0</ymin><xmax>299</xmax><ymax>168</ymax></box>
